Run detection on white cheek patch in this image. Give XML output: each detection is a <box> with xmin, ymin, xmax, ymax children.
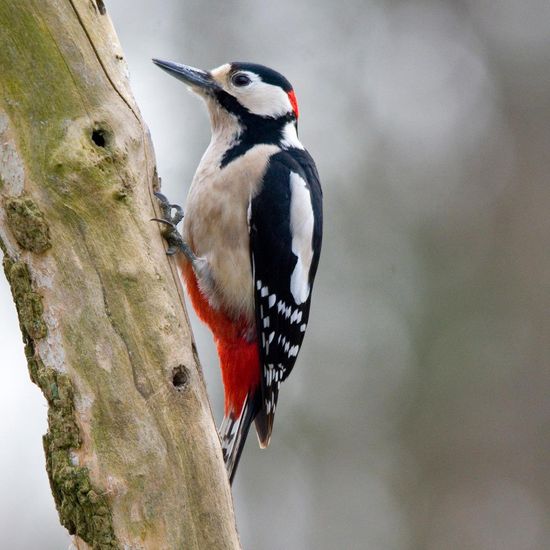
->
<box><xmin>289</xmin><ymin>172</ymin><xmax>315</xmax><ymax>304</ymax></box>
<box><xmin>236</xmin><ymin>75</ymin><xmax>293</xmax><ymax>118</ymax></box>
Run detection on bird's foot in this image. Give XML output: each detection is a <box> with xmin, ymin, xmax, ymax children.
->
<box><xmin>152</xmin><ymin>192</ymin><xmax>196</xmax><ymax>262</ymax></box>
<box><xmin>154</xmin><ymin>191</ymin><xmax>184</xmax><ymax>226</ymax></box>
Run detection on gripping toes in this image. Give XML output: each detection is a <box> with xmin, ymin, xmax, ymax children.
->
<box><xmin>154</xmin><ymin>192</ymin><xmax>185</xmax><ymax>226</ymax></box>
<box><xmin>152</xmin><ymin>192</ymin><xmax>196</xmax><ymax>261</ymax></box>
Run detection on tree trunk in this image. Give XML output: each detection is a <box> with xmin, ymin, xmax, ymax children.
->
<box><xmin>0</xmin><ymin>1</ymin><xmax>240</xmax><ymax>548</ymax></box>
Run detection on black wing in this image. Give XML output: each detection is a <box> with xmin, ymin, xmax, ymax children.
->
<box><xmin>249</xmin><ymin>148</ymin><xmax>323</xmax><ymax>445</ymax></box>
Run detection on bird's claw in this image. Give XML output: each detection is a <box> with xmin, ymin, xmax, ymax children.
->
<box><xmin>150</xmin><ymin>217</ymin><xmax>176</xmax><ymax>229</ymax></box>
<box><xmin>152</xmin><ymin>192</ymin><xmax>196</xmax><ymax>263</ymax></box>
<box><xmin>154</xmin><ymin>192</ymin><xmax>184</xmax><ymax>226</ymax></box>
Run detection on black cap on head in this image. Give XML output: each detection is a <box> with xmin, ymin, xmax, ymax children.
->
<box><xmin>230</xmin><ymin>62</ymin><xmax>293</xmax><ymax>92</ymax></box>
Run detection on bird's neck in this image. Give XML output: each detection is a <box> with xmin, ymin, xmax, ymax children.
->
<box><xmin>207</xmin><ymin>100</ymin><xmax>302</xmax><ymax>167</ymax></box>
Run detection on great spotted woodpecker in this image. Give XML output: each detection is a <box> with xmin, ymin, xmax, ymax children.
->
<box><xmin>152</xmin><ymin>59</ymin><xmax>322</xmax><ymax>482</ymax></box>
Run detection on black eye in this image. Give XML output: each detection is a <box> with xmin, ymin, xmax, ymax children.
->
<box><xmin>232</xmin><ymin>73</ymin><xmax>251</xmax><ymax>87</ymax></box>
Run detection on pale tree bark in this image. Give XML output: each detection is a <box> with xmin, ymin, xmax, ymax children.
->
<box><xmin>0</xmin><ymin>1</ymin><xmax>241</xmax><ymax>548</ymax></box>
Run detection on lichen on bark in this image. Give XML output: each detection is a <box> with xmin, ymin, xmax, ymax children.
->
<box><xmin>32</xmin><ymin>351</ymin><xmax>117</xmax><ymax>549</ymax></box>
<box><xmin>2</xmin><ymin>252</ymin><xmax>117</xmax><ymax>548</ymax></box>
<box><xmin>3</xmin><ymin>257</ymin><xmax>47</xmax><ymax>340</ymax></box>
<box><xmin>4</xmin><ymin>196</ymin><xmax>51</xmax><ymax>252</ymax></box>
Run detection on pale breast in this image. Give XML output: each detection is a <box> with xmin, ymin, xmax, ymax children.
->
<box><xmin>184</xmin><ymin>143</ymin><xmax>280</xmax><ymax>322</ymax></box>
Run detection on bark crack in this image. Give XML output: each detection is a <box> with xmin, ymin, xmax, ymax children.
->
<box><xmin>67</xmin><ymin>0</ymin><xmax>154</xmax><ymax>193</ymax></box>
<box><xmin>65</xmin><ymin>0</ymin><xmax>189</xmax><ymax>335</ymax></box>
<box><xmin>75</xmin><ymin>220</ymin><xmax>152</xmax><ymax>399</ymax></box>
<box><xmin>67</xmin><ymin>0</ymin><xmax>140</xmax><ymax>125</ymax></box>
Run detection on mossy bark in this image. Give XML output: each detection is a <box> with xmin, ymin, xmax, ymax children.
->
<box><xmin>0</xmin><ymin>1</ymin><xmax>240</xmax><ymax>548</ymax></box>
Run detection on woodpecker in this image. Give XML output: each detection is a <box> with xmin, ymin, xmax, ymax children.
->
<box><xmin>152</xmin><ymin>59</ymin><xmax>322</xmax><ymax>482</ymax></box>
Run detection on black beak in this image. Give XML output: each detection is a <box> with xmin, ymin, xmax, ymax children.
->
<box><xmin>152</xmin><ymin>59</ymin><xmax>220</xmax><ymax>91</ymax></box>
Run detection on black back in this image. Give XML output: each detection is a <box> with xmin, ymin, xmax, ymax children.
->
<box><xmin>250</xmin><ymin>147</ymin><xmax>323</xmax><ymax>441</ymax></box>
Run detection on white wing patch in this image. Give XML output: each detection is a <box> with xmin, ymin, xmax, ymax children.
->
<box><xmin>289</xmin><ymin>172</ymin><xmax>315</xmax><ymax>304</ymax></box>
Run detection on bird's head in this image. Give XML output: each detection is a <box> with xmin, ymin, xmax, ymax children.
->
<box><xmin>153</xmin><ymin>59</ymin><xmax>299</xmax><ymax>137</ymax></box>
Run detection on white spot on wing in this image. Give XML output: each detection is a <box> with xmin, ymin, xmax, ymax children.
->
<box><xmin>289</xmin><ymin>172</ymin><xmax>314</xmax><ymax>304</ymax></box>
<box><xmin>288</xmin><ymin>345</ymin><xmax>299</xmax><ymax>357</ymax></box>
<box><xmin>290</xmin><ymin>308</ymin><xmax>301</xmax><ymax>324</ymax></box>
<box><xmin>268</xmin><ymin>294</ymin><xmax>276</xmax><ymax>308</ymax></box>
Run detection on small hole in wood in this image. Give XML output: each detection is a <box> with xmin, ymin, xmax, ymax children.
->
<box><xmin>96</xmin><ymin>0</ymin><xmax>106</xmax><ymax>15</ymax></box>
<box><xmin>172</xmin><ymin>365</ymin><xmax>189</xmax><ymax>390</ymax></box>
<box><xmin>91</xmin><ymin>129</ymin><xmax>107</xmax><ymax>147</ymax></box>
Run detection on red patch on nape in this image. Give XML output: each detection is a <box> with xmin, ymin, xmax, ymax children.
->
<box><xmin>288</xmin><ymin>90</ymin><xmax>299</xmax><ymax>119</ymax></box>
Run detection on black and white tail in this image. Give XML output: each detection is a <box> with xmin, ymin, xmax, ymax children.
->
<box><xmin>219</xmin><ymin>394</ymin><xmax>258</xmax><ymax>484</ymax></box>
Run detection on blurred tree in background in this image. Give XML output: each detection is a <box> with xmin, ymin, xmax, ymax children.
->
<box><xmin>1</xmin><ymin>1</ymin><xmax>549</xmax><ymax>548</ymax></box>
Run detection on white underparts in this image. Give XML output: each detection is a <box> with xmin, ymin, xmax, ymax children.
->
<box><xmin>185</xmin><ymin>132</ymin><xmax>278</xmax><ymax>321</ymax></box>
<box><xmin>289</xmin><ymin>172</ymin><xmax>314</xmax><ymax>304</ymax></box>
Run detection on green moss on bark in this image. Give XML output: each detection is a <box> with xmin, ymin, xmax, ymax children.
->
<box><xmin>3</xmin><ymin>255</ymin><xmax>118</xmax><ymax>549</ymax></box>
<box><xmin>4</xmin><ymin>196</ymin><xmax>51</xmax><ymax>252</ymax></box>
<box><xmin>0</xmin><ymin>3</ymin><xmax>83</xmax><ymax>159</ymax></box>
<box><xmin>26</xmin><ymin>349</ymin><xmax>118</xmax><ymax>549</ymax></box>
<box><xmin>3</xmin><ymin>257</ymin><xmax>47</xmax><ymax>339</ymax></box>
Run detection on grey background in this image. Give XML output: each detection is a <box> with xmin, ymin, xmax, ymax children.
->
<box><xmin>2</xmin><ymin>1</ymin><xmax>550</xmax><ymax>548</ymax></box>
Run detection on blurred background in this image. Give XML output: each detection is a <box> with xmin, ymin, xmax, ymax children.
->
<box><xmin>2</xmin><ymin>1</ymin><xmax>550</xmax><ymax>548</ymax></box>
